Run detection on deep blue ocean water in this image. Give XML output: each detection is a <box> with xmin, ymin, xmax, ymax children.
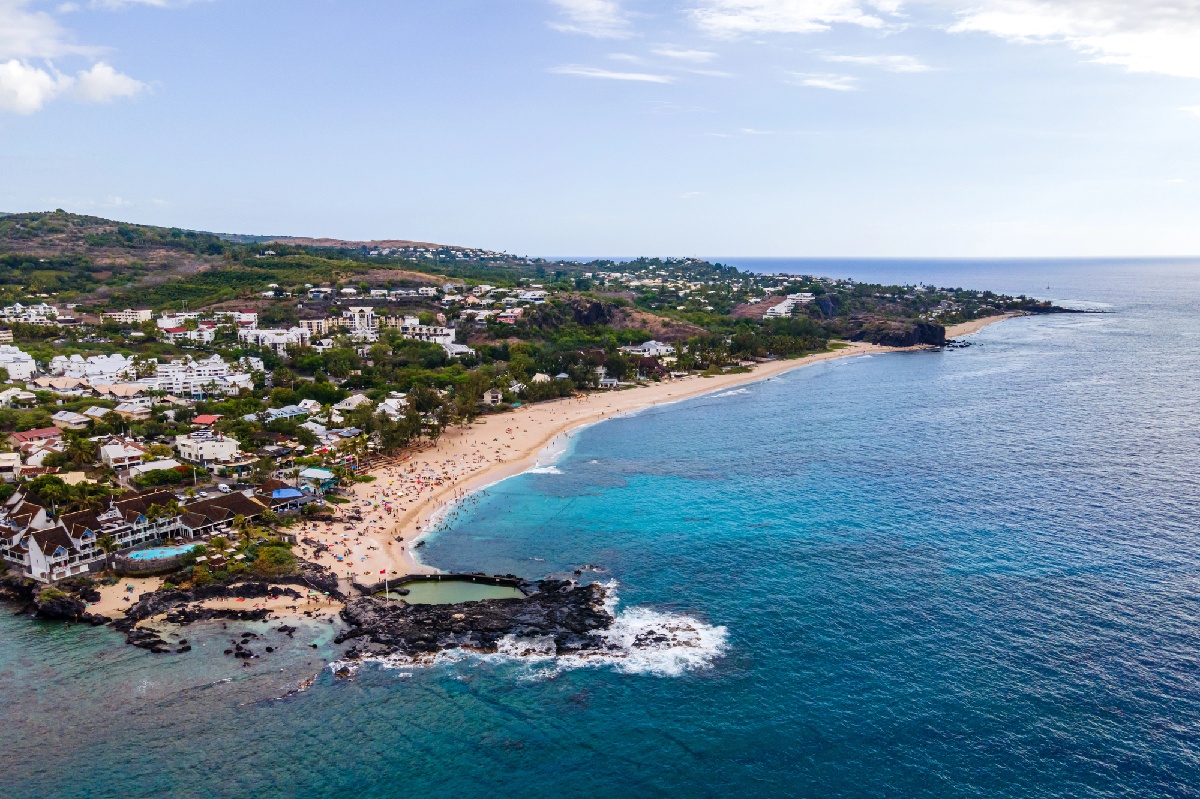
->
<box><xmin>5</xmin><ymin>259</ymin><xmax>1200</xmax><ymax>798</ymax></box>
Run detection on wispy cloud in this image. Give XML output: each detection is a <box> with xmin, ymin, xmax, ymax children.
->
<box><xmin>948</xmin><ymin>0</ymin><xmax>1200</xmax><ymax>80</ymax></box>
<box><xmin>653</xmin><ymin>47</ymin><xmax>718</xmax><ymax>62</ymax></box>
<box><xmin>0</xmin><ymin>0</ymin><xmax>95</xmax><ymax>59</ymax></box>
<box><xmin>1182</xmin><ymin>106</ymin><xmax>1200</xmax><ymax>118</ymax></box>
<box><xmin>685</xmin><ymin>1</ymin><xmax>1200</xmax><ymax>81</ymax></box>
<box><xmin>789</xmin><ymin>71</ymin><xmax>859</xmax><ymax>91</ymax></box>
<box><xmin>548</xmin><ymin>0</ymin><xmax>632</xmax><ymax>39</ymax></box>
<box><xmin>823</xmin><ymin>53</ymin><xmax>934</xmax><ymax>73</ymax></box>
<box><xmin>550</xmin><ymin>64</ymin><xmax>675</xmax><ymax>83</ymax></box>
<box><xmin>690</xmin><ymin>0</ymin><xmax>902</xmax><ymax>37</ymax></box>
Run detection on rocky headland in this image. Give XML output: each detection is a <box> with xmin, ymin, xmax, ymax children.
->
<box><xmin>336</xmin><ymin>579</ymin><xmax>614</xmax><ymax>660</ymax></box>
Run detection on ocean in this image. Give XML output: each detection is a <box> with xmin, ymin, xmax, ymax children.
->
<box><xmin>4</xmin><ymin>259</ymin><xmax>1200</xmax><ymax>798</ymax></box>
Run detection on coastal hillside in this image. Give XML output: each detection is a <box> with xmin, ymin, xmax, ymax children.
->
<box><xmin>0</xmin><ymin>209</ymin><xmax>1065</xmax><ymax>353</ymax></box>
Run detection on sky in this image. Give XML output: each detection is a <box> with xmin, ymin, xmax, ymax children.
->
<box><xmin>2</xmin><ymin>0</ymin><xmax>1200</xmax><ymax>258</ymax></box>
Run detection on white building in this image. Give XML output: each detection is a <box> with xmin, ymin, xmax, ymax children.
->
<box><xmin>175</xmin><ymin>430</ymin><xmax>244</xmax><ymax>466</ymax></box>
<box><xmin>333</xmin><ymin>393</ymin><xmax>373</xmax><ymax>412</ymax></box>
<box><xmin>1</xmin><ymin>303</ymin><xmax>58</xmax><ymax>324</ymax></box>
<box><xmin>100</xmin><ymin>437</ymin><xmax>148</xmax><ymax>469</ymax></box>
<box><xmin>161</xmin><ymin>326</ymin><xmax>216</xmax><ymax>344</ymax></box>
<box><xmin>48</xmin><ymin>353</ymin><xmax>137</xmax><ymax>383</ymax></box>
<box><xmin>619</xmin><ymin>340</ymin><xmax>676</xmax><ymax>358</ymax></box>
<box><xmin>0</xmin><ymin>345</ymin><xmax>37</xmax><ymax>381</ymax></box>
<box><xmin>238</xmin><ymin>326</ymin><xmax>311</xmax><ymax>354</ymax></box>
<box><xmin>146</xmin><ymin>355</ymin><xmax>254</xmax><ymax>398</ymax></box>
<box><xmin>764</xmin><ymin>293</ymin><xmax>815</xmax><ymax>319</ymax></box>
<box><xmin>342</xmin><ymin>307</ymin><xmax>378</xmax><ymax>342</ymax></box>
<box><xmin>102</xmin><ymin>309</ymin><xmax>153</xmax><ymax>325</ymax></box>
<box><xmin>378</xmin><ymin>393</ymin><xmax>408</xmax><ymax>419</ymax></box>
<box><xmin>156</xmin><ymin>311</ymin><xmax>201</xmax><ymax>329</ymax></box>
<box><xmin>129</xmin><ymin>458</ymin><xmax>184</xmax><ymax>478</ymax></box>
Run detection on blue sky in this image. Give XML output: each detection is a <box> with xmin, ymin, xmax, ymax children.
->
<box><xmin>2</xmin><ymin>0</ymin><xmax>1199</xmax><ymax>257</ymax></box>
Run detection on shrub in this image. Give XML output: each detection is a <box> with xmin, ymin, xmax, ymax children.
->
<box><xmin>37</xmin><ymin>586</ymin><xmax>69</xmax><ymax>602</ymax></box>
<box><xmin>191</xmin><ymin>566</ymin><xmax>214</xmax><ymax>587</ymax></box>
<box><xmin>252</xmin><ymin>546</ymin><xmax>297</xmax><ymax>577</ymax></box>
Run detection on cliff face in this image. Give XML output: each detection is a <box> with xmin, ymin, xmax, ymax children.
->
<box><xmin>850</xmin><ymin>320</ymin><xmax>947</xmax><ymax>348</ymax></box>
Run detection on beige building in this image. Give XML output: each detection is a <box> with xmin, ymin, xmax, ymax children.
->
<box><xmin>102</xmin><ymin>309</ymin><xmax>153</xmax><ymax>325</ymax></box>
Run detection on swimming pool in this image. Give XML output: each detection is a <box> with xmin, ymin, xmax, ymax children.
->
<box><xmin>126</xmin><ymin>544</ymin><xmax>201</xmax><ymax>561</ymax></box>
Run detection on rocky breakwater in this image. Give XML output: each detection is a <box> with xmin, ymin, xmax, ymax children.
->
<box><xmin>336</xmin><ymin>579</ymin><xmax>613</xmax><ymax>660</ymax></box>
<box><xmin>114</xmin><ymin>560</ymin><xmax>342</xmax><ymax>653</ymax></box>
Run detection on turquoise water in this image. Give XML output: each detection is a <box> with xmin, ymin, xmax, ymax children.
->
<box><xmin>126</xmin><ymin>544</ymin><xmax>201</xmax><ymax>560</ymax></box>
<box><xmin>5</xmin><ymin>259</ymin><xmax>1200</xmax><ymax>798</ymax></box>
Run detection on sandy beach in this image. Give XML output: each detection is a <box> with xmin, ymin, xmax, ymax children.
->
<box><xmin>302</xmin><ymin>340</ymin><xmax>900</xmax><ymax>589</ymax></box>
<box><xmin>92</xmin><ymin>315</ymin><xmax>1017</xmax><ymax>615</ymax></box>
<box><xmin>946</xmin><ymin>313</ymin><xmax>1020</xmax><ymax>338</ymax></box>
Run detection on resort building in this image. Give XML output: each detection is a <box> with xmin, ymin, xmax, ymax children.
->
<box><xmin>763</xmin><ymin>293</ymin><xmax>815</xmax><ymax>319</ymax></box>
<box><xmin>174</xmin><ymin>429</ymin><xmax>247</xmax><ymax>470</ymax></box>
<box><xmin>0</xmin><ymin>488</ymin><xmax>270</xmax><ymax>582</ymax></box>
<box><xmin>144</xmin><ymin>355</ymin><xmax>254</xmax><ymax>398</ymax></box>
<box><xmin>0</xmin><ymin>303</ymin><xmax>59</xmax><ymax>324</ymax></box>
<box><xmin>238</xmin><ymin>326</ymin><xmax>311</xmax><ymax>354</ymax></box>
<box><xmin>299</xmin><ymin>318</ymin><xmax>343</xmax><ymax>337</ymax></box>
<box><xmin>341</xmin><ymin>307</ymin><xmax>379</xmax><ymax>342</ymax></box>
<box><xmin>0</xmin><ymin>345</ymin><xmax>38</xmax><ymax>381</ymax></box>
<box><xmin>48</xmin><ymin>353</ymin><xmax>138</xmax><ymax>383</ymax></box>
<box><xmin>102</xmin><ymin>309</ymin><xmax>153</xmax><ymax>325</ymax></box>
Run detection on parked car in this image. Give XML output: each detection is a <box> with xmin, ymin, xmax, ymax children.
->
<box><xmin>197</xmin><ymin>491</ymin><xmax>209</xmax><ymax>498</ymax></box>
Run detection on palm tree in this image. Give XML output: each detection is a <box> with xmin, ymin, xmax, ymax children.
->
<box><xmin>40</xmin><ymin>482</ymin><xmax>69</xmax><ymax>518</ymax></box>
<box><xmin>96</xmin><ymin>534</ymin><xmax>118</xmax><ymax>574</ymax></box>
<box><xmin>232</xmin><ymin>513</ymin><xmax>252</xmax><ymax>546</ymax></box>
<box><xmin>64</xmin><ymin>436</ymin><xmax>98</xmax><ymax>467</ymax></box>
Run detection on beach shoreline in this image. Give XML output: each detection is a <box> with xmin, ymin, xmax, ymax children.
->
<box><xmin>388</xmin><ymin>312</ymin><xmax>1019</xmax><ymax>567</ymax></box>
<box><xmin>85</xmin><ymin>314</ymin><xmax>1019</xmax><ymax>624</ymax></box>
<box><xmin>370</xmin><ymin>340</ymin><xmax>893</xmax><ymax>573</ymax></box>
<box><xmin>946</xmin><ymin>312</ymin><xmax>1020</xmax><ymax>338</ymax></box>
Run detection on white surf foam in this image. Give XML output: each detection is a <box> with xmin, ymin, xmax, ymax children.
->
<box><xmin>528</xmin><ymin>465</ymin><xmax>562</xmax><ymax>474</ymax></box>
<box><xmin>335</xmin><ymin>583</ymin><xmax>728</xmax><ymax>679</ymax></box>
<box><xmin>711</xmin><ymin>387</ymin><xmax>750</xmax><ymax>398</ymax></box>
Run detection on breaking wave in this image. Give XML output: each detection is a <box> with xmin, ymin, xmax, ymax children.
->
<box><xmin>528</xmin><ymin>465</ymin><xmax>563</xmax><ymax>474</ymax></box>
<box><xmin>334</xmin><ymin>584</ymin><xmax>728</xmax><ymax>679</ymax></box>
<box><xmin>711</xmin><ymin>387</ymin><xmax>750</xmax><ymax>398</ymax></box>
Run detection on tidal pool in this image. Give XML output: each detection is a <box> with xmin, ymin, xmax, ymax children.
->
<box><xmin>381</xmin><ymin>579</ymin><xmax>526</xmax><ymax>605</ymax></box>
